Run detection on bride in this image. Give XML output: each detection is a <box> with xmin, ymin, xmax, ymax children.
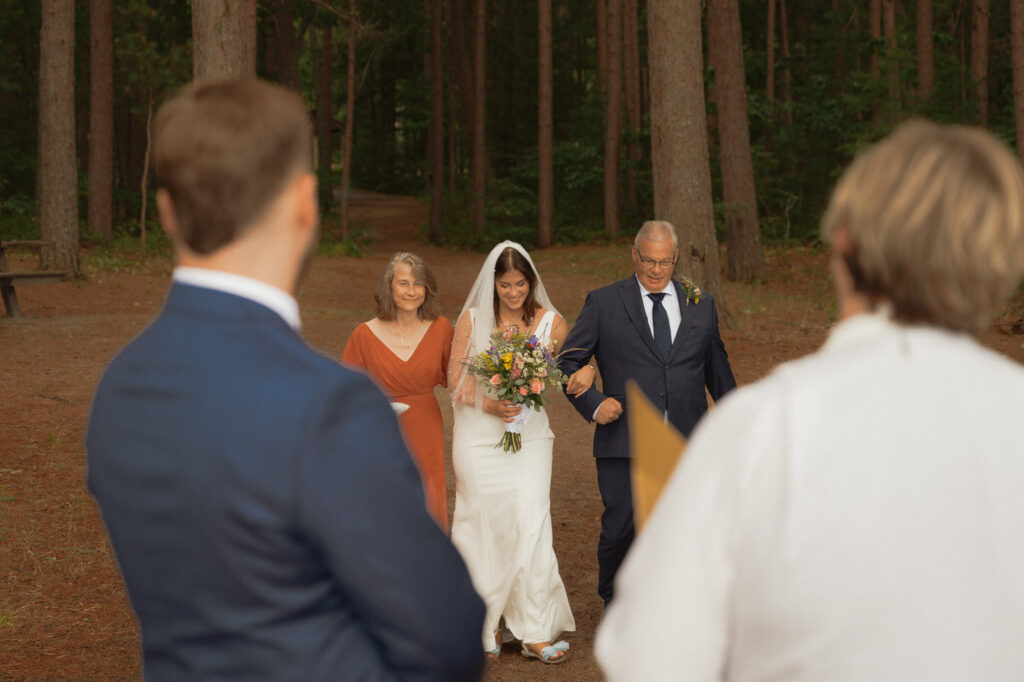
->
<box><xmin>448</xmin><ymin>241</ymin><xmax>583</xmax><ymax>664</ymax></box>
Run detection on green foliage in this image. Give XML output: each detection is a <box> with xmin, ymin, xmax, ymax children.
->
<box><xmin>4</xmin><ymin>0</ymin><xmax>1020</xmax><ymax>260</ymax></box>
<box><xmin>0</xmin><ymin>192</ymin><xmax>39</xmax><ymax>240</ymax></box>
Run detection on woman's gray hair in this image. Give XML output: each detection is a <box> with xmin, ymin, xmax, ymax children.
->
<box><xmin>374</xmin><ymin>252</ymin><xmax>441</xmax><ymax>321</ymax></box>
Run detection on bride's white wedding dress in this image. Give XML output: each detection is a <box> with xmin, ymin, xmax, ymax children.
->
<box><xmin>450</xmin><ymin>309</ymin><xmax>576</xmax><ymax>651</ymax></box>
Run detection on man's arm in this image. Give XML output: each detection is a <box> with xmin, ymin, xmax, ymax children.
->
<box><xmin>300</xmin><ymin>372</ymin><xmax>486</xmax><ymax>682</ymax></box>
<box><xmin>560</xmin><ymin>291</ymin><xmax>609</xmax><ymax>421</ymax></box>
<box><xmin>703</xmin><ymin>297</ymin><xmax>737</xmax><ymax>401</ymax></box>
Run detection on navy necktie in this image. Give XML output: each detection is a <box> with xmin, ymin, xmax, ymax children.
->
<box><xmin>648</xmin><ymin>292</ymin><xmax>672</xmax><ymax>361</ymax></box>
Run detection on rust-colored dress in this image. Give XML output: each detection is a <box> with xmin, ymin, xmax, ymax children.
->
<box><xmin>342</xmin><ymin>316</ymin><xmax>454</xmax><ymax>530</ymax></box>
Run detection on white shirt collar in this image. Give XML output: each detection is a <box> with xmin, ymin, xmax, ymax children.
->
<box><xmin>636</xmin><ymin>275</ymin><xmax>679</xmax><ymax>302</ymax></box>
<box><xmin>172</xmin><ymin>267</ymin><xmax>301</xmax><ymax>331</ymax></box>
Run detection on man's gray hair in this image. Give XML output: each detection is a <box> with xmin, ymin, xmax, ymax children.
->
<box><xmin>634</xmin><ymin>220</ymin><xmax>679</xmax><ymax>249</ymax></box>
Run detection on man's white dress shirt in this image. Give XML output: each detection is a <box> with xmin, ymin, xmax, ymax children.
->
<box><xmin>174</xmin><ymin>267</ymin><xmax>300</xmax><ymax>330</ymax></box>
<box><xmin>637</xmin><ymin>275</ymin><xmax>681</xmax><ymax>342</ymax></box>
<box><xmin>597</xmin><ymin>311</ymin><xmax>1024</xmax><ymax>681</ymax></box>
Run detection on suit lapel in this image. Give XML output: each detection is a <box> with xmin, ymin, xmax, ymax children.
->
<box><xmin>618</xmin><ymin>277</ymin><xmax>663</xmax><ymax>361</ymax></box>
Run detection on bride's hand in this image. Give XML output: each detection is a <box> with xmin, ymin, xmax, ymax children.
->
<box><xmin>566</xmin><ymin>365</ymin><xmax>596</xmax><ymax>397</ymax></box>
<box><xmin>454</xmin><ymin>379</ymin><xmax>477</xmax><ymax>404</ymax></box>
<box><xmin>486</xmin><ymin>398</ymin><xmax>522</xmax><ymax>423</ymax></box>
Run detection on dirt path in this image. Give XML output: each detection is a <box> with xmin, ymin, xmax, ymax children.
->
<box><xmin>2</xmin><ymin>193</ymin><xmax>1022</xmax><ymax>680</ymax></box>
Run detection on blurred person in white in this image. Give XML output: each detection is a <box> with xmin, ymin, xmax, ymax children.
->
<box><xmin>596</xmin><ymin>119</ymin><xmax>1024</xmax><ymax>682</ymax></box>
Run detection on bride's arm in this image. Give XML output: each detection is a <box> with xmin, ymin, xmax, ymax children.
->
<box><xmin>448</xmin><ymin>310</ymin><xmax>474</xmax><ymax>403</ymax></box>
<box><xmin>449</xmin><ymin>310</ymin><xmax>518</xmax><ymax>419</ymax></box>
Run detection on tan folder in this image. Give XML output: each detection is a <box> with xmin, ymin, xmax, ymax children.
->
<box><xmin>627</xmin><ymin>380</ymin><xmax>687</xmax><ymax>532</ymax></box>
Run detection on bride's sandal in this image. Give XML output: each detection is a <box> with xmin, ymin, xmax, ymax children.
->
<box><xmin>521</xmin><ymin>640</ymin><xmax>569</xmax><ymax>664</ymax></box>
<box><xmin>486</xmin><ymin>632</ymin><xmax>502</xmax><ymax>660</ymax></box>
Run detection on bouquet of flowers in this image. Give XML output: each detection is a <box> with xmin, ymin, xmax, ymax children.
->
<box><xmin>462</xmin><ymin>325</ymin><xmax>568</xmax><ymax>453</ymax></box>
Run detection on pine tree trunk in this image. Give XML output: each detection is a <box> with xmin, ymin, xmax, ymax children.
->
<box><xmin>315</xmin><ymin>23</ymin><xmax>334</xmax><ymax>212</ymax></box>
<box><xmin>778</xmin><ymin>0</ymin><xmax>793</xmax><ymax>127</ymax></box>
<box><xmin>604</xmin><ymin>0</ymin><xmax>622</xmax><ymax>238</ymax></box>
<box><xmin>340</xmin><ymin>0</ymin><xmax>357</xmax><ymax>238</ymax></box>
<box><xmin>448</xmin><ymin>0</ymin><xmax>494</xmax><ymax>185</ymax></box>
<box><xmin>917</xmin><ymin>0</ymin><xmax>934</xmax><ymax>100</ymax></box>
<box><xmin>268</xmin><ymin>0</ymin><xmax>300</xmax><ymax>90</ymax></box>
<box><xmin>538</xmin><ymin>0</ymin><xmax>554</xmax><ymax>249</ymax></box>
<box><xmin>971</xmin><ymin>0</ymin><xmax>990</xmax><ymax>126</ymax></box>
<box><xmin>39</xmin><ymin>0</ymin><xmax>79</xmax><ymax>274</ymax></box>
<box><xmin>765</xmin><ymin>0</ymin><xmax>776</xmax><ymax>153</ymax></box>
<box><xmin>623</xmin><ymin>0</ymin><xmax>642</xmax><ymax>215</ymax></box>
<box><xmin>448</xmin><ymin>74</ymin><xmax>459</xmax><ymax>211</ymax></box>
<box><xmin>471</xmin><ymin>0</ymin><xmax>487</xmax><ymax>240</ymax></box>
<box><xmin>870</xmin><ymin>0</ymin><xmax>882</xmax><ymax>76</ymax></box>
<box><xmin>884</xmin><ymin>0</ymin><xmax>899</xmax><ymax>120</ymax></box>
<box><xmin>1013</xmin><ymin>0</ymin><xmax>1024</xmax><ymax>162</ymax></box>
<box><xmin>192</xmin><ymin>0</ymin><xmax>257</xmax><ymax>80</ymax></box>
<box><xmin>647</xmin><ymin>0</ymin><xmax>723</xmax><ymax>304</ymax></box>
<box><xmin>708</xmin><ymin>0</ymin><xmax>763</xmax><ymax>283</ymax></box>
<box><xmin>88</xmin><ymin>0</ymin><xmax>113</xmax><ymax>241</ymax></box>
<box><xmin>596</xmin><ymin>0</ymin><xmax>608</xmax><ymax>101</ymax></box>
<box><xmin>429</xmin><ymin>0</ymin><xmax>444</xmax><ymax>244</ymax></box>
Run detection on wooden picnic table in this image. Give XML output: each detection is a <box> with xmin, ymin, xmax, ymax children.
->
<box><xmin>0</xmin><ymin>239</ymin><xmax>68</xmax><ymax>317</ymax></box>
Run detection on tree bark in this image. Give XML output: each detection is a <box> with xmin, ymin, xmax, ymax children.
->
<box><xmin>448</xmin><ymin>0</ymin><xmax>493</xmax><ymax>184</ymax></box>
<box><xmin>428</xmin><ymin>0</ymin><xmax>444</xmax><ymax>243</ymax></box>
<box><xmin>471</xmin><ymin>0</ymin><xmax>487</xmax><ymax>240</ymax></box>
<box><xmin>604</xmin><ymin>0</ymin><xmax>622</xmax><ymax>238</ymax></box>
<box><xmin>778</xmin><ymin>0</ymin><xmax>793</xmax><ymax>127</ymax></box>
<box><xmin>623</xmin><ymin>0</ymin><xmax>642</xmax><ymax>215</ymax></box>
<box><xmin>315</xmin><ymin>21</ymin><xmax>333</xmax><ymax>210</ymax></box>
<box><xmin>538</xmin><ymin>0</ymin><xmax>554</xmax><ymax>248</ymax></box>
<box><xmin>870</xmin><ymin>0</ymin><xmax>882</xmax><ymax>76</ymax></box>
<box><xmin>971</xmin><ymin>0</ymin><xmax>990</xmax><ymax>126</ymax></box>
<box><xmin>647</xmin><ymin>0</ymin><xmax>723</xmax><ymax>303</ymax></box>
<box><xmin>88</xmin><ymin>0</ymin><xmax>114</xmax><ymax>241</ymax></box>
<box><xmin>884</xmin><ymin>0</ymin><xmax>899</xmax><ymax>119</ymax></box>
<box><xmin>708</xmin><ymin>0</ymin><xmax>763</xmax><ymax>283</ymax></box>
<box><xmin>917</xmin><ymin>0</ymin><xmax>934</xmax><ymax>100</ymax></box>
<box><xmin>193</xmin><ymin>0</ymin><xmax>257</xmax><ymax>80</ymax></box>
<box><xmin>39</xmin><ymin>0</ymin><xmax>79</xmax><ymax>274</ymax></box>
<box><xmin>766</xmin><ymin>0</ymin><xmax>776</xmax><ymax>152</ymax></box>
<box><xmin>340</xmin><ymin>0</ymin><xmax>357</xmax><ymax>238</ymax></box>
<box><xmin>268</xmin><ymin>0</ymin><xmax>301</xmax><ymax>90</ymax></box>
<box><xmin>1013</xmin><ymin>0</ymin><xmax>1024</xmax><ymax>162</ymax></box>
<box><xmin>596</xmin><ymin>0</ymin><xmax>608</xmax><ymax>101</ymax></box>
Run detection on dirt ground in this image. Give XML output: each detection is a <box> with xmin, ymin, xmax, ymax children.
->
<box><xmin>2</xmin><ymin>193</ymin><xmax>1022</xmax><ymax>681</ymax></box>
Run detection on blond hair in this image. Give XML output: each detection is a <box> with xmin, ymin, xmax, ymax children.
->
<box><xmin>374</xmin><ymin>252</ymin><xmax>441</xmax><ymax>321</ymax></box>
<box><xmin>821</xmin><ymin>119</ymin><xmax>1024</xmax><ymax>333</ymax></box>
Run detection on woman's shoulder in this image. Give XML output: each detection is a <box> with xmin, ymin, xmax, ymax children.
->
<box><xmin>534</xmin><ymin>308</ymin><xmax>560</xmax><ymax>324</ymax></box>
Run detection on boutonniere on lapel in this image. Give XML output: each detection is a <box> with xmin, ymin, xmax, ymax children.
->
<box><xmin>674</xmin><ymin>275</ymin><xmax>703</xmax><ymax>305</ymax></box>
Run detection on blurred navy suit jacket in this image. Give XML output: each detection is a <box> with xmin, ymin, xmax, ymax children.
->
<box><xmin>561</xmin><ymin>276</ymin><xmax>737</xmax><ymax>454</ymax></box>
<box><xmin>87</xmin><ymin>283</ymin><xmax>485</xmax><ymax>681</ymax></box>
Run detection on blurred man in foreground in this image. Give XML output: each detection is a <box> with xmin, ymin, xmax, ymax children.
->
<box><xmin>597</xmin><ymin>120</ymin><xmax>1024</xmax><ymax>681</ymax></box>
<box><xmin>87</xmin><ymin>79</ymin><xmax>485</xmax><ymax>682</ymax></box>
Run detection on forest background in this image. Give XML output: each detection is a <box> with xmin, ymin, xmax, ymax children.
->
<box><xmin>5</xmin><ymin>3</ymin><xmax>1024</xmax><ymax>678</ymax></box>
<box><xmin>10</xmin><ymin>0</ymin><xmax>1024</xmax><ymax>307</ymax></box>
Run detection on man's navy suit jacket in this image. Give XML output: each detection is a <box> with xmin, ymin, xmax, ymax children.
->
<box><xmin>87</xmin><ymin>283</ymin><xmax>485</xmax><ymax>681</ymax></box>
<box><xmin>561</xmin><ymin>275</ymin><xmax>737</xmax><ymax>456</ymax></box>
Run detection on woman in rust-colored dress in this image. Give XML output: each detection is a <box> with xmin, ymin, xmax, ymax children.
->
<box><xmin>342</xmin><ymin>252</ymin><xmax>453</xmax><ymax>529</ymax></box>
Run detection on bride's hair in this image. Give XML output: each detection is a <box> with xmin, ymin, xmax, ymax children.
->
<box><xmin>492</xmin><ymin>247</ymin><xmax>539</xmax><ymax>325</ymax></box>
